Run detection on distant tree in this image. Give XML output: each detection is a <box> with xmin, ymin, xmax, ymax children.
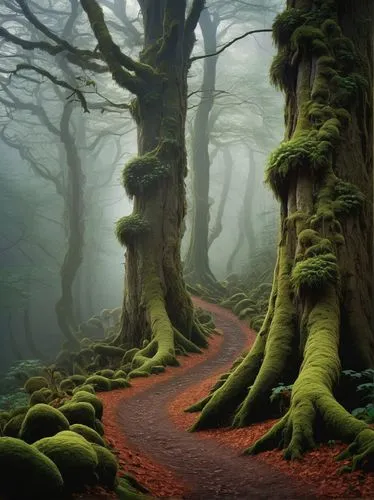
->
<box><xmin>192</xmin><ymin>0</ymin><xmax>374</xmax><ymax>469</ymax></box>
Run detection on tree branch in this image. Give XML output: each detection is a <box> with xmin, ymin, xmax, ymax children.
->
<box><xmin>80</xmin><ymin>0</ymin><xmax>152</xmax><ymax>95</ymax></box>
<box><xmin>190</xmin><ymin>28</ymin><xmax>272</xmax><ymax>62</ymax></box>
<box><xmin>11</xmin><ymin>64</ymin><xmax>89</xmax><ymax>112</ymax></box>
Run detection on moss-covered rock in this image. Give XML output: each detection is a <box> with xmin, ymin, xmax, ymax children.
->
<box><xmin>69</xmin><ymin>374</ymin><xmax>87</xmax><ymax>386</ymax></box>
<box><xmin>20</xmin><ymin>403</ymin><xmax>70</xmax><ymax>443</ymax></box>
<box><xmin>93</xmin><ymin>345</ymin><xmax>125</xmax><ymax>358</ymax></box>
<box><xmin>113</xmin><ymin>369</ymin><xmax>127</xmax><ymax>379</ymax></box>
<box><xmin>0</xmin><ymin>437</ymin><xmax>63</xmax><ymax>499</ymax></box>
<box><xmin>94</xmin><ymin>418</ymin><xmax>104</xmax><ymax>436</ymax></box>
<box><xmin>30</xmin><ymin>387</ymin><xmax>53</xmax><ymax>406</ymax></box>
<box><xmin>72</xmin><ymin>383</ymin><xmax>95</xmax><ymax>395</ymax></box>
<box><xmin>3</xmin><ymin>413</ymin><xmax>25</xmax><ymax>437</ymax></box>
<box><xmin>85</xmin><ymin>375</ymin><xmax>112</xmax><ymax>392</ymax></box>
<box><xmin>58</xmin><ymin>402</ymin><xmax>96</xmax><ymax>428</ymax></box>
<box><xmin>24</xmin><ymin>376</ymin><xmax>49</xmax><ymax>394</ymax></box>
<box><xmin>92</xmin><ymin>443</ymin><xmax>118</xmax><ymax>488</ymax></box>
<box><xmin>98</xmin><ymin>369</ymin><xmax>115</xmax><ymax>378</ymax></box>
<box><xmin>33</xmin><ymin>430</ymin><xmax>98</xmax><ymax>490</ymax></box>
<box><xmin>59</xmin><ymin>378</ymin><xmax>75</xmax><ymax>392</ymax></box>
<box><xmin>72</xmin><ymin>391</ymin><xmax>103</xmax><ymax>420</ymax></box>
<box><xmin>69</xmin><ymin>424</ymin><xmax>106</xmax><ymax>446</ymax></box>
<box><xmin>110</xmin><ymin>378</ymin><xmax>131</xmax><ymax>390</ymax></box>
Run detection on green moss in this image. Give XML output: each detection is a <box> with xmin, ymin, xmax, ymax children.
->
<box><xmin>113</xmin><ymin>370</ymin><xmax>127</xmax><ymax>379</ymax></box>
<box><xmin>24</xmin><ymin>376</ymin><xmax>49</xmax><ymax>394</ymax></box>
<box><xmin>59</xmin><ymin>378</ymin><xmax>75</xmax><ymax>392</ymax></box>
<box><xmin>97</xmin><ymin>369</ymin><xmax>115</xmax><ymax>378</ymax></box>
<box><xmin>269</xmin><ymin>49</ymin><xmax>291</xmax><ymax>92</ymax></box>
<box><xmin>266</xmin><ymin>131</ymin><xmax>329</xmax><ymax>198</ymax></box>
<box><xmin>298</xmin><ymin>229</ymin><xmax>320</xmax><ymax>246</ymax></box>
<box><xmin>304</xmin><ymin>238</ymin><xmax>333</xmax><ymax>257</ymax></box>
<box><xmin>3</xmin><ymin>413</ymin><xmax>25</xmax><ymax>437</ymax></box>
<box><xmin>72</xmin><ymin>391</ymin><xmax>103</xmax><ymax>420</ymax></box>
<box><xmin>122</xmin><ymin>152</ymin><xmax>170</xmax><ymax>198</ymax></box>
<box><xmin>33</xmin><ymin>430</ymin><xmax>98</xmax><ymax>490</ymax></box>
<box><xmin>69</xmin><ymin>424</ymin><xmax>106</xmax><ymax>446</ymax></box>
<box><xmin>20</xmin><ymin>404</ymin><xmax>70</xmax><ymax>443</ymax></box>
<box><xmin>333</xmin><ymin>180</ymin><xmax>365</xmax><ymax>215</ymax></box>
<box><xmin>110</xmin><ymin>378</ymin><xmax>131</xmax><ymax>389</ymax></box>
<box><xmin>69</xmin><ymin>375</ymin><xmax>87</xmax><ymax>386</ymax></box>
<box><xmin>85</xmin><ymin>375</ymin><xmax>112</xmax><ymax>392</ymax></box>
<box><xmin>272</xmin><ymin>8</ymin><xmax>306</xmax><ymax>48</ymax></box>
<box><xmin>317</xmin><ymin>117</ymin><xmax>341</xmax><ymax>143</ymax></box>
<box><xmin>291</xmin><ymin>253</ymin><xmax>339</xmax><ymax>293</ymax></box>
<box><xmin>291</xmin><ymin>26</ymin><xmax>324</xmax><ymax>52</ymax></box>
<box><xmin>92</xmin><ymin>444</ymin><xmax>118</xmax><ymax>488</ymax></box>
<box><xmin>115</xmin><ymin>214</ymin><xmax>150</xmax><ymax>247</ymax></box>
<box><xmin>93</xmin><ymin>344</ymin><xmax>125</xmax><ymax>358</ymax></box>
<box><xmin>30</xmin><ymin>387</ymin><xmax>53</xmax><ymax>405</ymax></box>
<box><xmin>94</xmin><ymin>418</ymin><xmax>104</xmax><ymax>436</ymax></box>
<box><xmin>72</xmin><ymin>384</ymin><xmax>95</xmax><ymax>395</ymax></box>
<box><xmin>0</xmin><ymin>437</ymin><xmax>63</xmax><ymax>499</ymax></box>
<box><xmin>58</xmin><ymin>402</ymin><xmax>96</xmax><ymax>428</ymax></box>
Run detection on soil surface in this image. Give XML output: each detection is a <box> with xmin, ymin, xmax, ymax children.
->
<box><xmin>106</xmin><ymin>299</ymin><xmax>316</xmax><ymax>499</ymax></box>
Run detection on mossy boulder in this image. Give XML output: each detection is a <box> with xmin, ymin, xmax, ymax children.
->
<box><xmin>20</xmin><ymin>403</ymin><xmax>70</xmax><ymax>443</ymax></box>
<box><xmin>69</xmin><ymin>424</ymin><xmax>106</xmax><ymax>446</ymax></box>
<box><xmin>86</xmin><ymin>375</ymin><xmax>112</xmax><ymax>392</ymax></box>
<box><xmin>33</xmin><ymin>430</ymin><xmax>98</xmax><ymax>490</ymax></box>
<box><xmin>0</xmin><ymin>411</ymin><xmax>10</xmax><ymax>432</ymax></box>
<box><xmin>0</xmin><ymin>436</ymin><xmax>63</xmax><ymax>499</ymax></box>
<box><xmin>72</xmin><ymin>383</ymin><xmax>95</xmax><ymax>395</ymax></box>
<box><xmin>110</xmin><ymin>378</ymin><xmax>131</xmax><ymax>390</ymax></box>
<box><xmin>72</xmin><ymin>391</ymin><xmax>103</xmax><ymax>420</ymax></box>
<box><xmin>94</xmin><ymin>345</ymin><xmax>125</xmax><ymax>358</ymax></box>
<box><xmin>3</xmin><ymin>413</ymin><xmax>25</xmax><ymax>437</ymax></box>
<box><xmin>113</xmin><ymin>370</ymin><xmax>127</xmax><ymax>379</ymax></box>
<box><xmin>94</xmin><ymin>418</ymin><xmax>105</xmax><ymax>436</ymax></box>
<box><xmin>30</xmin><ymin>387</ymin><xmax>53</xmax><ymax>406</ymax></box>
<box><xmin>59</xmin><ymin>378</ymin><xmax>75</xmax><ymax>392</ymax></box>
<box><xmin>92</xmin><ymin>443</ymin><xmax>118</xmax><ymax>488</ymax></box>
<box><xmin>58</xmin><ymin>402</ymin><xmax>96</xmax><ymax>428</ymax></box>
<box><xmin>69</xmin><ymin>374</ymin><xmax>87</xmax><ymax>386</ymax></box>
<box><xmin>24</xmin><ymin>376</ymin><xmax>49</xmax><ymax>394</ymax></box>
<box><xmin>98</xmin><ymin>369</ymin><xmax>115</xmax><ymax>378</ymax></box>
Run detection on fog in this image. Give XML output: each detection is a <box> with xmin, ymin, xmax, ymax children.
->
<box><xmin>0</xmin><ymin>0</ymin><xmax>283</xmax><ymax>371</ymax></box>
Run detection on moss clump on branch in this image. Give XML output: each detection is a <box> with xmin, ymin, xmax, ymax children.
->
<box><xmin>122</xmin><ymin>152</ymin><xmax>170</xmax><ymax>198</ymax></box>
<box><xmin>272</xmin><ymin>8</ymin><xmax>306</xmax><ymax>48</ymax></box>
<box><xmin>115</xmin><ymin>214</ymin><xmax>150</xmax><ymax>247</ymax></box>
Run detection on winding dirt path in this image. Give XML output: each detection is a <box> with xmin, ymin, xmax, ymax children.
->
<box><xmin>101</xmin><ymin>299</ymin><xmax>316</xmax><ymax>499</ymax></box>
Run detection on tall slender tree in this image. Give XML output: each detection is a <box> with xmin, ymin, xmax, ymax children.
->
<box><xmin>191</xmin><ymin>0</ymin><xmax>374</xmax><ymax>469</ymax></box>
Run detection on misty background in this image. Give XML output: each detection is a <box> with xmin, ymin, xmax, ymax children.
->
<box><xmin>0</xmin><ymin>0</ymin><xmax>283</xmax><ymax>370</ymax></box>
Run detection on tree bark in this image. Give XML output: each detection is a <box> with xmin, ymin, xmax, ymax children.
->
<box><xmin>208</xmin><ymin>146</ymin><xmax>233</xmax><ymax>249</ymax></box>
<box><xmin>114</xmin><ymin>1</ymin><xmax>210</xmax><ymax>375</ymax></box>
<box><xmin>55</xmin><ymin>104</ymin><xmax>85</xmax><ymax>349</ymax></box>
<box><xmin>184</xmin><ymin>8</ymin><xmax>221</xmax><ymax>290</ymax></box>
<box><xmin>191</xmin><ymin>0</ymin><xmax>374</xmax><ymax>470</ymax></box>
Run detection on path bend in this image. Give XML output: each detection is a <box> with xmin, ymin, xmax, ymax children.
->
<box><xmin>110</xmin><ymin>299</ymin><xmax>315</xmax><ymax>499</ymax></box>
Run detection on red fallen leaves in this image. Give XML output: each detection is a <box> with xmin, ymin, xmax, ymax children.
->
<box><xmin>169</xmin><ymin>370</ymin><xmax>374</xmax><ymax>498</ymax></box>
<box><xmin>98</xmin><ymin>331</ymin><xmax>224</xmax><ymax>498</ymax></box>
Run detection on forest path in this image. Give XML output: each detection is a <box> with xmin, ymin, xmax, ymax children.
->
<box><xmin>101</xmin><ymin>299</ymin><xmax>315</xmax><ymax>499</ymax></box>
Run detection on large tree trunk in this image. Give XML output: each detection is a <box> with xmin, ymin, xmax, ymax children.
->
<box><xmin>55</xmin><ymin>105</ymin><xmax>85</xmax><ymax>349</ymax></box>
<box><xmin>191</xmin><ymin>0</ymin><xmax>374</xmax><ymax>469</ymax></box>
<box><xmin>184</xmin><ymin>8</ymin><xmax>221</xmax><ymax>290</ymax></box>
<box><xmin>115</xmin><ymin>2</ymin><xmax>209</xmax><ymax>375</ymax></box>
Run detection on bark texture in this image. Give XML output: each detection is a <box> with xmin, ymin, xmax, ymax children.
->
<box><xmin>191</xmin><ymin>0</ymin><xmax>374</xmax><ymax>469</ymax></box>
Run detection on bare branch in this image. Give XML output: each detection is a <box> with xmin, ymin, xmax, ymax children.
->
<box><xmin>11</xmin><ymin>63</ymin><xmax>89</xmax><ymax>112</ymax></box>
<box><xmin>190</xmin><ymin>28</ymin><xmax>272</xmax><ymax>62</ymax></box>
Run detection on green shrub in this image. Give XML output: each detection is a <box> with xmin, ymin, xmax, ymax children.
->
<box><xmin>69</xmin><ymin>424</ymin><xmax>106</xmax><ymax>446</ymax></box>
<box><xmin>85</xmin><ymin>375</ymin><xmax>112</xmax><ymax>392</ymax></box>
<box><xmin>58</xmin><ymin>402</ymin><xmax>96</xmax><ymax>428</ymax></box>
<box><xmin>72</xmin><ymin>391</ymin><xmax>103</xmax><ymax>420</ymax></box>
<box><xmin>92</xmin><ymin>443</ymin><xmax>118</xmax><ymax>488</ymax></box>
<box><xmin>24</xmin><ymin>376</ymin><xmax>49</xmax><ymax>394</ymax></box>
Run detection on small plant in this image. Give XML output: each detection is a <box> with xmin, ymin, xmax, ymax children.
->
<box><xmin>270</xmin><ymin>383</ymin><xmax>293</xmax><ymax>416</ymax></box>
<box><xmin>342</xmin><ymin>369</ymin><xmax>374</xmax><ymax>423</ymax></box>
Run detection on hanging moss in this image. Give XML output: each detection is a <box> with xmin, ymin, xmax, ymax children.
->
<box><xmin>122</xmin><ymin>152</ymin><xmax>170</xmax><ymax>198</ymax></box>
<box><xmin>115</xmin><ymin>214</ymin><xmax>150</xmax><ymax>247</ymax></box>
<box><xmin>333</xmin><ymin>180</ymin><xmax>365</xmax><ymax>215</ymax></box>
<box><xmin>269</xmin><ymin>49</ymin><xmax>293</xmax><ymax>92</ymax></box>
<box><xmin>291</xmin><ymin>253</ymin><xmax>339</xmax><ymax>294</ymax></box>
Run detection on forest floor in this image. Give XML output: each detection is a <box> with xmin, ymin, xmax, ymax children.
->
<box><xmin>90</xmin><ymin>299</ymin><xmax>374</xmax><ymax>499</ymax></box>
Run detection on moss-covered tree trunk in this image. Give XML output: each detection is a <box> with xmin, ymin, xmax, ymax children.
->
<box><xmin>184</xmin><ymin>9</ymin><xmax>221</xmax><ymax>291</ymax></box>
<box><xmin>80</xmin><ymin>0</ymin><xmax>210</xmax><ymax>374</ymax></box>
<box><xmin>191</xmin><ymin>0</ymin><xmax>374</xmax><ymax>468</ymax></box>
